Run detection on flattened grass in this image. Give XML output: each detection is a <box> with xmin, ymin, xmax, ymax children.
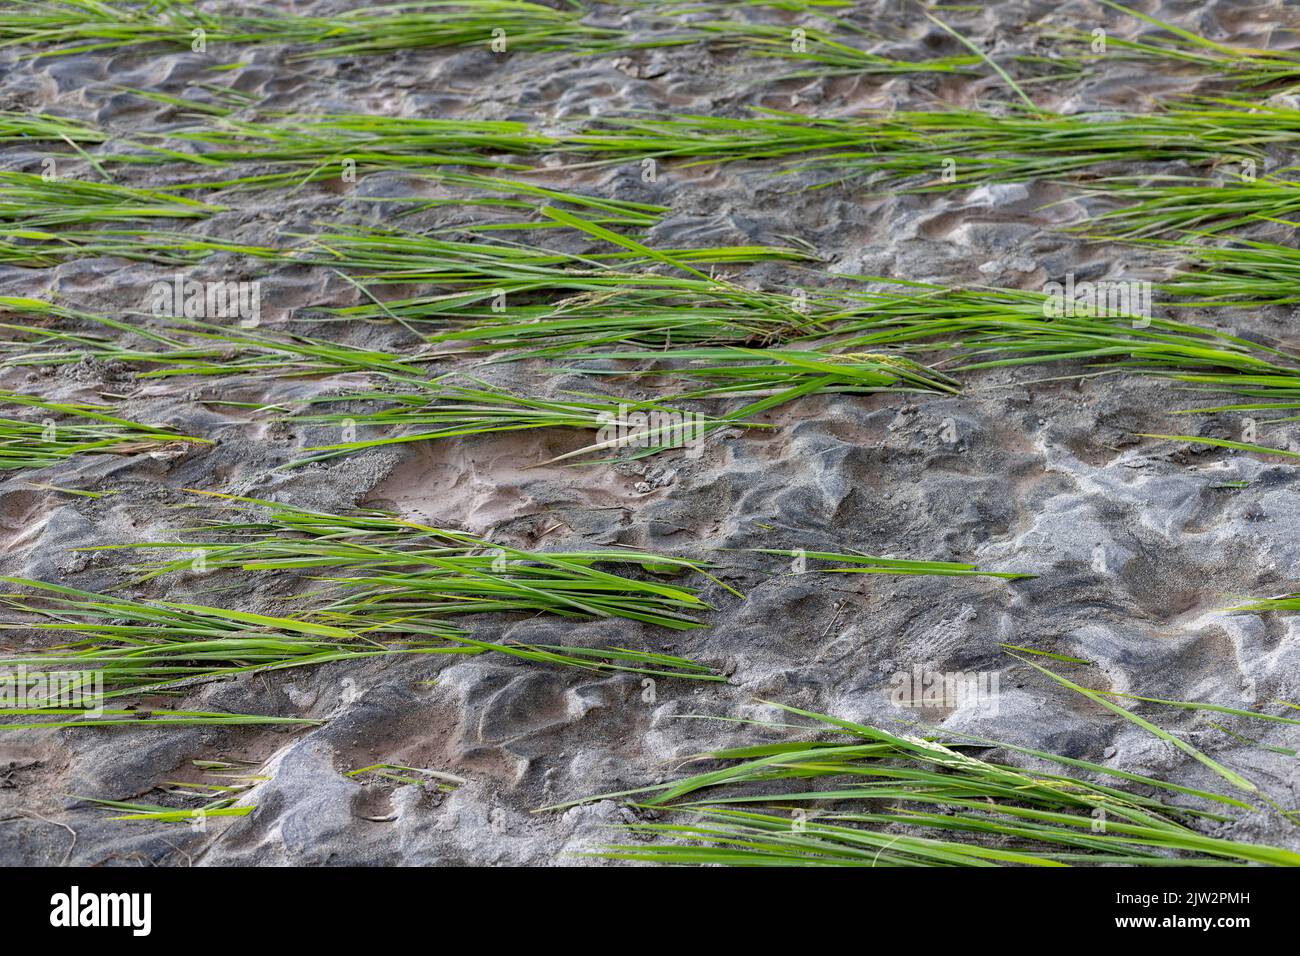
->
<box><xmin>547</xmin><ymin>699</ymin><xmax>1293</xmax><ymax>866</ymax></box>
<box><xmin>752</xmin><ymin>548</ymin><xmax>1034</xmax><ymax>580</ymax></box>
<box><xmin>0</xmin><ymin>390</ymin><xmax>209</xmax><ymax>470</ymax></box>
<box><xmin>0</xmin><ymin>170</ymin><xmax>221</xmax><ymax>227</ymax></box>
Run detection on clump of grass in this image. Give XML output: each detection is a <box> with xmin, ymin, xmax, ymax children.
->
<box><xmin>1160</xmin><ymin>235</ymin><xmax>1300</xmax><ymax>305</ymax></box>
<box><xmin>0</xmin><ymin>390</ymin><xmax>209</xmax><ymax>470</ymax></box>
<box><xmin>1080</xmin><ymin>176</ymin><xmax>1300</xmax><ymax>239</ymax></box>
<box><xmin>557</xmin><ymin>347</ymin><xmax>959</xmax><ymax>401</ymax></box>
<box><xmin>0</xmin><ymin>0</ymin><xmax>986</xmax><ymax>81</ymax></box>
<box><xmin>0</xmin><ymin>171</ymin><xmax>221</xmax><ymax>227</ymax></box>
<box><xmin>0</xmin><ymin>535</ymin><xmax>723</xmax><ymax>731</ymax></box>
<box><xmin>78</xmin><ymin>758</ymin><xmax>264</xmax><ymax>822</ymax></box>
<box><xmin>1059</xmin><ymin>1</ymin><xmax>1300</xmax><ymax>89</ymax></box>
<box><xmin>139</xmin><ymin>113</ymin><xmax>556</xmax><ymax>190</ymax></box>
<box><xmin>363</xmin><ymin>171</ymin><xmax>671</xmax><ymax>234</ymax></box>
<box><xmin>0</xmin><ymin>706</ymin><xmax>318</xmax><ymax>731</ymax></box>
<box><xmin>347</xmin><ymin>763</ymin><xmax>466</xmax><ymax>791</ymax></box>
<box><xmin>1228</xmin><ymin>593</ymin><xmax>1300</xmax><ymax>615</ymax></box>
<box><xmin>93</xmin><ymin>491</ymin><xmax>736</xmax><ymax>643</ymax></box>
<box><xmin>562</xmin><ymin>103</ymin><xmax>1273</xmax><ymax>189</ymax></box>
<box><xmin>0</xmin><ymin>226</ymin><xmax>279</xmax><ymax>266</ymax></box>
<box><xmin>0</xmin><ymin>110</ymin><xmax>107</xmax><ymax>145</ymax></box>
<box><xmin>283</xmin><ymin>378</ymin><xmax>747</xmax><ymax>467</ymax></box>
<box><xmin>0</xmin><ymin>297</ymin><xmax>436</xmax><ymax>381</ymax></box>
<box><xmin>545</xmin><ymin>698</ymin><xmax>1294</xmax><ymax>866</ymax></box>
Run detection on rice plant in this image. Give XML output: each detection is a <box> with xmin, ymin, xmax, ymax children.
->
<box><xmin>0</xmin><ymin>171</ymin><xmax>221</xmax><ymax>227</ymax></box>
<box><xmin>135</xmin><ymin>114</ymin><xmax>556</xmax><ymax>190</ymax></box>
<box><xmin>0</xmin><ymin>0</ymin><xmax>277</xmax><ymax>55</ymax></box>
<box><xmin>363</xmin><ymin>171</ymin><xmax>670</xmax><ymax>234</ymax></box>
<box><xmin>0</xmin><ymin>546</ymin><xmax>721</xmax><ymax>732</ymax></box>
<box><xmin>296</xmin><ymin>219</ymin><xmax>811</xmax><ymax>288</ymax></box>
<box><xmin>547</xmin><ymin>697</ymin><xmax>1296</xmax><ymax>866</ymax></box>
<box><xmin>556</xmin><ymin>346</ymin><xmax>960</xmax><ymax>403</ymax></box>
<box><xmin>0</xmin><ymin>390</ymin><xmax>210</xmax><ymax>470</ymax></box>
<box><xmin>1160</xmin><ymin>236</ymin><xmax>1300</xmax><ymax>305</ymax></box>
<box><xmin>1227</xmin><ymin>593</ymin><xmax>1300</xmax><ymax>615</ymax></box>
<box><xmin>347</xmin><ymin>763</ymin><xmax>466</xmax><ymax>791</ymax></box>
<box><xmin>0</xmin><ymin>0</ymin><xmax>984</xmax><ymax>80</ymax></box>
<box><xmin>79</xmin><ymin>758</ymin><xmax>264</xmax><ymax>822</ymax></box>
<box><xmin>282</xmin><ymin>377</ymin><xmax>747</xmax><ymax>467</ymax></box>
<box><xmin>650</xmin><ymin>16</ymin><xmax>982</xmax><ymax>80</ymax></box>
<box><xmin>804</xmin><ymin>282</ymin><xmax>1289</xmax><ymax>379</ymax></box>
<box><xmin>95</xmin><ymin>492</ymin><xmax>734</xmax><ymax>635</ymax></box>
<box><xmin>0</xmin><ymin>297</ymin><xmax>436</xmax><ymax>381</ymax></box>
<box><xmin>1081</xmin><ymin>176</ymin><xmax>1300</xmax><ymax>238</ymax></box>
<box><xmin>0</xmin><ymin>110</ymin><xmax>107</xmax><ymax>146</ymax></box>
<box><xmin>561</xmin><ymin>98</ymin><xmax>1300</xmax><ymax>191</ymax></box>
<box><xmin>0</xmin><ymin>226</ymin><xmax>279</xmax><ymax>266</ymax></box>
<box><xmin>0</xmin><ymin>706</ymin><xmax>317</xmax><ymax>731</ymax></box>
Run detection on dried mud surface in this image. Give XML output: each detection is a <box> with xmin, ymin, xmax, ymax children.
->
<box><xmin>3</xmin><ymin>0</ymin><xmax>1300</xmax><ymax>866</ymax></box>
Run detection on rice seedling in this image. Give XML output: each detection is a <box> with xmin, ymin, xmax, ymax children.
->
<box><xmin>55</xmin><ymin>492</ymin><xmax>731</xmax><ymax>682</ymax></box>
<box><xmin>0</xmin><ymin>226</ymin><xmax>280</xmax><ymax>266</ymax></box>
<box><xmin>545</xmin><ymin>699</ymin><xmax>1295</xmax><ymax>866</ymax></box>
<box><xmin>0</xmin><ymin>557</ymin><xmax>720</xmax><ymax>734</ymax></box>
<box><xmin>0</xmin><ymin>0</ymin><xmax>277</xmax><ymax>55</ymax></box>
<box><xmin>296</xmin><ymin>214</ymin><xmax>817</xmax><ymax>357</ymax></box>
<box><xmin>312</xmin><ymin>276</ymin><xmax>1300</xmax><ymax>459</ymax></box>
<box><xmin>0</xmin><ymin>575</ymin><xmax>477</xmax><ymax>699</ymax></box>
<box><xmin>648</xmin><ymin>16</ymin><xmax>982</xmax><ymax>80</ymax></box>
<box><xmin>562</xmin><ymin>97</ymin><xmax>1300</xmax><ymax>191</ymax></box>
<box><xmin>296</xmin><ymin>220</ymin><xmax>811</xmax><ymax>289</ymax></box>
<box><xmin>0</xmin><ymin>707</ymin><xmax>318</xmax><ymax>731</ymax></box>
<box><xmin>1081</xmin><ymin>176</ymin><xmax>1300</xmax><ymax>238</ymax></box>
<box><xmin>409</xmin><ymin>285</ymin><xmax>822</xmax><ymax>356</ymax></box>
<box><xmin>801</xmin><ymin>282</ymin><xmax>1289</xmax><ymax>380</ymax></box>
<box><xmin>112</xmin><ymin>84</ymin><xmax>258</xmax><ymax>118</ymax></box>
<box><xmin>283</xmin><ymin>377</ymin><xmax>749</xmax><ymax>467</ymax></box>
<box><xmin>364</xmin><ymin>171</ymin><xmax>670</xmax><ymax>234</ymax></box>
<box><xmin>750</xmin><ymin>549</ymin><xmax>1034</xmax><ymax>580</ymax></box>
<box><xmin>0</xmin><ymin>110</ymin><xmax>107</xmax><ymax>146</ymax></box>
<box><xmin>347</xmin><ymin>763</ymin><xmax>466</xmax><ymax>790</ymax></box>
<box><xmin>21</xmin><ymin>482</ymin><xmax>117</xmax><ymax>499</ymax></box>
<box><xmin>0</xmin><ymin>0</ymin><xmax>986</xmax><ymax>82</ymax></box>
<box><xmin>0</xmin><ymin>390</ymin><xmax>210</xmax><ymax>470</ymax></box>
<box><xmin>1139</xmin><ymin>434</ymin><xmax>1300</xmax><ymax>461</ymax></box>
<box><xmin>1160</xmin><ymin>236</ymin><xmax>1300</xmax><ymax>305</ymax></box>
<box><xmin>322</xmin><ymin>252</ymin><xmax>824</xmax><ymax>351</ymax></box>
<box><xmin>93</xmin><ymin>492</ymin><xmax>734</xmax><ymax>640</ymax></box>
<box><xmin>0</xmin><ymin>171</ymin><xmax>221</xmax><ymax>227</ymax></box>
<box><xmin>135</xmin><ymin>114</ymin><xmax>555</xmax><ymax>190</ymax></box>
<box><xmin>1227</xmin><ymin>592</ymin><xmax>1300</xmax><ymax>615</ymax></box>
<box><xmin>1087</xmin><ymin>689</ymin><xmax>1300</xmax><ymax>728</ymax></box>
<box><xmin>1014</xmin><ymin>656</ymin><xmax>1257</xmax><ymax>792</ymax></box>
<box><xmin>1057</xmin><ymin>1</ymin><xmax>1300</xmax><ymax>89</ymax></box>
<box><xmin>0</xmin><ymin>297</ymin><xmax>437</xmax><ymax>381</ymax></box>
<box><xmin>78</xmin><ymin>758</ymin><xmax>264</xmax><ymax>822</ymax></box>
<box><xmin>555</xmin><ymin>347</ymin><xmax>959</xmax><ymax>401</ymax></box>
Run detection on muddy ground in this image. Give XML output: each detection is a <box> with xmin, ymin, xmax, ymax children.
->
<box><xmin>2</xmin><ymin>0</ymin><xmax>1300</xmax><ymax>866</ymax></box>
